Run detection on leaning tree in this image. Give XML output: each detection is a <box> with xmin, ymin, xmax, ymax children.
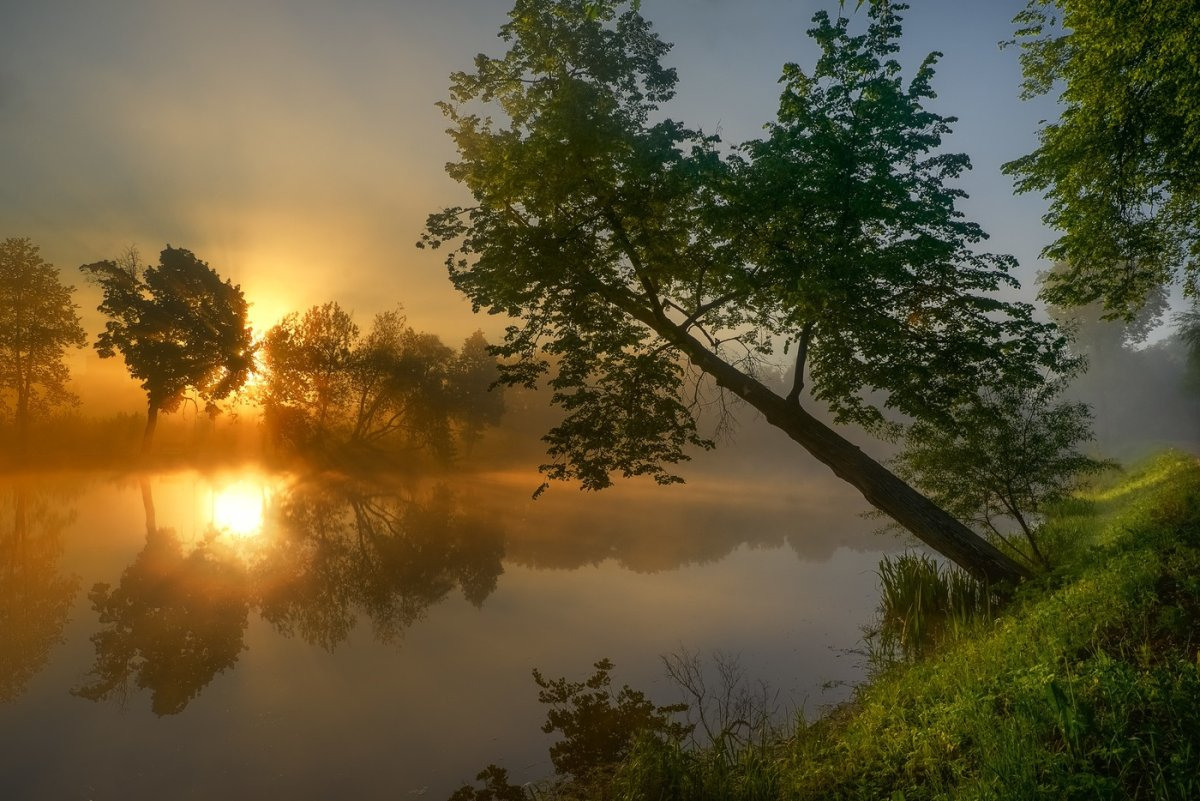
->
<box><xmin>82</xmin><ymin>246</ymin><xmax>254</xmax><ymax>451</ymax></box>
<box><xmin>423</xmin><ymin>0</ymin><xmax>1072</xmax><ymax>584</ymax></box>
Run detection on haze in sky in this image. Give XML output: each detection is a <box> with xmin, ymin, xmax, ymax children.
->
<box><xmin>2</xmin><ymin>0</ymin><xmax>1056</xmax><ymax>408</ymax></box>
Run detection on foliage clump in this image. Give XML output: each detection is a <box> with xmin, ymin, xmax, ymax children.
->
<box><xmin>1006</xmin><ymin>0</ymin><xmax>1200</xmax><ymax>317</ymax></box>
<box><xmin>259</xmin><ymin>302</ymin><xmax>503</xmax><ymax>461</ymax></box>
<box><xmin>895</xmin><ymin>371</ymin><xmax>1115</xmax><ymax>570</ymax></box>
<box><xmin>81</xmin><ymin>246</ymin><xmax>254</xmax><ymax>450</ymax></box>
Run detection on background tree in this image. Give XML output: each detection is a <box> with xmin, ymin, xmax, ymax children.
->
<box><xmin>1179</xmin><ymin>303</ymin><xmax>1200</xmax><ymax>391</ymax></box>
<box><xmin>894</xmin><ymin>370</ymin><xmax>1114</xmax><ymax>570</ymax></box>
<box><xmin>1006</xmin><ymin>0</ymin><xmax>1200</xmax><ymax>318</ymax></box>
<box><xmin>80</xmin><ymin>247</ymin><xmax>254</xmax><ymax>451</ymax></box>
<box><xmin>352</xmin><ymin>313</ymin><xmax>457</xmax><ymax>456</ymax></box>
<box><xmin>1041</xmin><ymin>262</ymin><xmax>1169</xmax><ymax>363</ymax></box>
<box><xmin>260</xmin><ymin>302</ymin><xmax>359</xmax><ymax>450</ymax></box>
<box><xmin>451</xmin><ymin>330</ymin><xmax>506</xmax><ymax>452</ymax></box>
<box><xmin>422</xmin><ymin>0</ymin><xmax>1071</xmax><ymax>584</ymax></box>
<box><xmin>0</xmin><ymin>237</ymin><xmax>86</xmax><ymax>450</ymax></box>
<box><xmin>260</xmin><ymin>303</ymin><xmax>503</xmax><ymax>458</ymax></box>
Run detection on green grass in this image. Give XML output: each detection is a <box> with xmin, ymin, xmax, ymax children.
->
<box><xmin>873</xmin><ymin>551</ymin><xmax>997</xmax><ymax>663</ymax></box>
<box><xmin>451</xmin><ymin>451</ymin><xmax>1200</xmax><ymax>801</ymax></box>
<box><xmin>606</xmin><ymin>451</ymin><xmax>1200</xmax><ymax>801</ymax></box>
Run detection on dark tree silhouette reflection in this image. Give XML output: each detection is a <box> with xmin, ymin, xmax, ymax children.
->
<box><xmin>256</xmin><ymin>479</ymin><xmax>505</xmax><ymax>649</ymax></box>
<box><xmin>76</xmin><ymin>476</ymin><xmax>506</xmax><ymax>714</ymax></box>
<box><xmin>74</xmin><ymin>481</ymin><xmax>250</xmax><ymax>715</ymax></box>
<box><xmin>0</xmin><ymin>483</ymin><xmax>80</xmax><ymax>703</ymax></box>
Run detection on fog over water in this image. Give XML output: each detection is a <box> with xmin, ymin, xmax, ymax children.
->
<box><xmin>3</xmin><ymin>0</ymin><xmax>1199</xmax><ymax>797</ymax></box>
<box><xmin>0</xmin><ymin>459</ymin><xmax>892</xmax><ymax>799</ymax></box>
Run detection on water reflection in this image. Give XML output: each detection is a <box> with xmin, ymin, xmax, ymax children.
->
<box><xmin>76</xmin><ymin>474</ymin><xmax>505</xmax><ymax>714</ymax></box>
<box><xmin>0</xmin><ymin>482</ymin><xmax>81</xmax><ymax>702</ymax></box>
<box><xmin>0</xmin><ymin>468</ymin><xmax>890</xmax><ymax>798</ymax></box>
<box><xmin>4</xmin><ymin>466</ymin><xmax>896</xmax><ymax>721</ymax></box>
<box><xmin>74</xmin><ymin>480</ymin><xmax>251</xmax><ymax>715</ymax></box>
<box><xmin>256</xmin><ymin>478</ymin><xmax>504</xmax><ymax>650</ymax></box>
<box><xmin>210</xmin><ymin>480</ymin><xmax>270</xmax><ymax>539</ymax></box>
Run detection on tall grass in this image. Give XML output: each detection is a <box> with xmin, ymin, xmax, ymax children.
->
<box><xmin>874</xmin><ymin>551</ymin><xmax>996</xmax><ymax>663</ymax></box>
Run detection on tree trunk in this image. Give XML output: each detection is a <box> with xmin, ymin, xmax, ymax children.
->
<box><xmin>610</xmin><ymin>289</ymin><xmax>1031</xmax><ymax>586</ymax></box>
<box><xmin>142</xmin><ymin>402</ymin><xmax>159</xmax><ymax>454</ymax></box>
<box><xmin>140</xmin><ymin>478</ymin><xmax>157</xmax><ymax>536</ymax></box>
<box><xmin>15</xmin><ymin>387</ymin><xmax>29</xmax><ymax>460</ymax></box>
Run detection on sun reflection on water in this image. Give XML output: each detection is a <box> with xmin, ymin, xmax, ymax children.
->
<box><xmin>209</xmin><ymin>480</ymin><xmax>270</xmax><ymax>539</ymax></box>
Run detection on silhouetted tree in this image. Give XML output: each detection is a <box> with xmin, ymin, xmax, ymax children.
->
<box><xmin>1006</xmin><ymin>0</ymin><xmax>1200</xmax><ymax>317</ymax></box>
<box><xmin>260</xmin><ymin>303</ymin><xmax>503</xmax><ymax>458</ymax></box>
<box><xmin>0</xmin><ymin>237</ymin><xmax>87</xmax><ymax>451</ymax></box>
<box><xmin>260</xmin><ymin>302</ymin><xmax>358</xmax><ymax>450</ymax></box>
<box><xmin>80</xmin><ymin>246</ymin><xmax>254</xmax><ymax>451</ymax></box>
<box><xmin>422</xmin><ymin>0</ymin><xmax>1071</xmax><ymax>584</ymax></box>
<box><xmin>351</xmin><ymin>313</ymin><xmax>456</xmax><ymax>456</ymax></box>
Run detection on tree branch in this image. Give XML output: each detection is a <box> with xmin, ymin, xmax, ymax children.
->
<box><xmin>603</xmin><ymin>207</ymin><xmax>667</xmax><ymax>321</ymax></box>
<box><xmin>785</xmin><ymin>321</ymin><xmax>815</xmax><ymax>405</ymax></box>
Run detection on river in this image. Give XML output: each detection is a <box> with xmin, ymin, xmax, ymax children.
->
<box><xmin>0</xmin><ymin>464</ymin><xmax>894</xmax><ymax>799</ymax></box>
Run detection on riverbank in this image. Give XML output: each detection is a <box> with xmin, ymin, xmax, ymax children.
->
<box><xmin>493</xmin><ymin>451</ymin><xmax>1200</xmax><ymax>800</ymax></box>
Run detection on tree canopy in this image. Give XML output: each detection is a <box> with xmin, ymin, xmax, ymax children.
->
<box><xmin>0</xmin><ymin>237</ymin><xmax>86</xmax><ymax>446</ymax></box>
<box><xmin>1006</xmin><ymin>0</ymin><xmax>1200</xmax><ymax>318</ymax></box>
<box><xmin>81</xmin><ymin>246</ymin><xmax>254</xmax><ymax>450</ymax></box>
<box><xmin>259</xmin><ymin>302</ymin><xmax>504</xmax><ymax>459</ymax></box>
<box><xmin>895</xmin><ymin>367</ymin><xmax>1113</xmax><ymax>570</ymax></box>
<box><xmin>423</xmin><ymin>0</ymin><xmax>1070</xmax><ymax>584</ymax></box>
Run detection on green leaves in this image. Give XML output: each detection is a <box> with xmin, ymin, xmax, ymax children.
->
<box><xmin>1006</xmin><ymin>0</ymin><xmax>1200</xmax><ymax>318</ymax></box>
<box><xmin>425</xmin><ymin>0</ymin><xmax>1071</xmax><ymax>493</ymax></box>
<box><xmin>895</xmin><ymin>369</ymin><xmax>1114</xmax><ymax>570</ymax></box>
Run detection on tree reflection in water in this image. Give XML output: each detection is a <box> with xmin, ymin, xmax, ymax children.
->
<box><xmin>0</xmin><ymin>482</ymin><xmax>81</xmax><ymax>703</ymax></box>
<box><xmin>73</xmin><ymin>480</ymin><xmax>250</xmax><ymax>715</ymax></box>
<box><xmin>75</xmin><ymin>475</ymin><xmax>506</xmax><ymax>714</ymax></box>
<box><xmin>257</xmin><ymin>479</ymin><xmax>505</xmax><ymax>649</ymax></box>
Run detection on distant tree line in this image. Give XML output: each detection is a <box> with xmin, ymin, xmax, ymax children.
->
<box><xmin>1</xmin><ymin>239</ymin><xmax>505</xmax><ymax>464</ymax></box>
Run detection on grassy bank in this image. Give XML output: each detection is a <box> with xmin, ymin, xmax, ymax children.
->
<box><xmin>464</xmin><ymin>451</ymin><xmax>1200</xmax><ymax>800</ymax></box>
<box><xmin>619</xmin><ymin>451</ymin><xmax>1200</xmax><ymax>800</ymax></box>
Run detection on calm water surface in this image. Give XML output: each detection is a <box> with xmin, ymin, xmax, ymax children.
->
<box><xmin>0</xmin><ymin>466</ymin><xmax>893</xmax><ymax>799</ymax></box>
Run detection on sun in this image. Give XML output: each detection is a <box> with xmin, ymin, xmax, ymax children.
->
<box><xmin>210</xmin><ymin>480</ymin><xmax>268</xmax><ymax>538</ymax></box>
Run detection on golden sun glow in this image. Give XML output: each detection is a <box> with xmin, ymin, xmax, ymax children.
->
<box><xmin>210</xmin><ymin>481</ymin><xmax>268</xmax><ymax>538</ymax></box>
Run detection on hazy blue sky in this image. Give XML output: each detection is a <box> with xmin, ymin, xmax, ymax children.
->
<box><xmin>2</xmin><ymin>0</ymin><xmax>1058</xmax><ymax>347</ymax></box>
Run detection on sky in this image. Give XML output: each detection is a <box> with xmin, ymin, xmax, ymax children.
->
<box><xmin>1</xmin><ymin>0</ymin><xmax>1062</xmax><ymax>407</ymax></box>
